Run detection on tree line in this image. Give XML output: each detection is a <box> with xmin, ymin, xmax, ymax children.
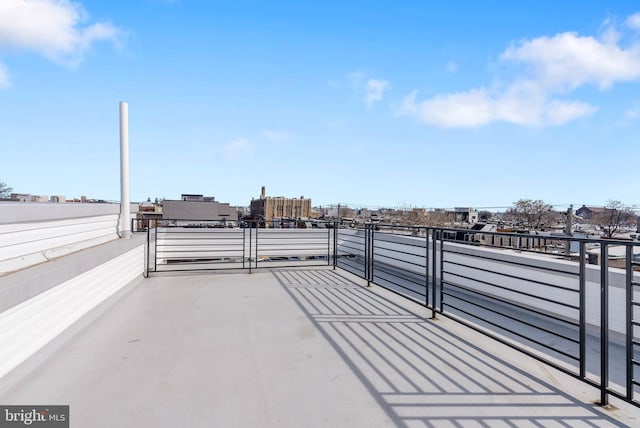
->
<box><xmin>0</xmin><ymin>181</ymin><xmax>13</xmax><ymax>198</ymax></box>
<box><xmin>2</xmin><ymin>179</ymin><xmax>636</xmax><ymax>238</ymax></box>
<box><xmin>506</xmin><ymin>199</ymin><xmax>637</xmax><ymax>238</ymax></box>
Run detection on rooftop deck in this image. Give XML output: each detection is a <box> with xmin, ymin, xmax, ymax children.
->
<box><xmin>1</xmin><ymin>267</ymin><xmax>637</xmax><ymax>427</ymax></box>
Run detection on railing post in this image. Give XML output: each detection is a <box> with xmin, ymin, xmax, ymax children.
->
<box><xmin>600</xmin><ymin>242</ymin><xmax>609</xmax><ymax>406</ymax></box>
<box><xmin>327</xmin><ymin>225</ymin><xmax>330</xmax><ymax>266</ymax></box>
<box><xmin>242</xmin><ymin>227</ymin><xmax>246</xmax><ymax>270</ymax></box>
<box><xmin>625</xmin><ymin>244</ymin><xmax>633</xmax><ymax>401</ymax></box>
<box><xmin>425</xmin><ymin>226</ymin><xmax>430</xmax><ymax>309</ymax></box>
<box><xmin>366</xmin><ymin>223</ymin><xmax>372</xmax><ymax>286</ymax></box>
<box><xmin>255</xmin><ymin>223</ymin><xmax>259</xmax><ymax>271</ymax></box>
<box><xmin>431</xmin><ymin>228</ymin><xmax>437</xmax><ymax>319</ymax></box>
<box><xmin>333</xmin><ymin>221</ymin><xmax>338</xmax><ymax>270</ymax></box>
<box><xmin>248</xmin><ymin>224</ymin><xmax>253</xmax><ymax>274</ymax></box>
<box><xmin>153</xmin><ymin>225</ymin><xmax>157</xmax><ymax>272</ymax></box>
<box><xmin>439</xmin><ymin>229</ymin><xmax>444</xmax><ymax>313</ymax></box>
<box><xmin>370</xmin><ymin>224</ymin><xmax>375</xmax><ymax>285</ymax></box>
<box><xmin>144</xmin><ymin>225</ymin><xmax>150</xmax><ymax>277</ymax></box>
<box><xmin>579</xmin><ymin>241</ymin><xmax>586</xmax><ymax>378</ymax></box>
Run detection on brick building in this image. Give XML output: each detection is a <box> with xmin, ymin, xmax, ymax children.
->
<box><xmin>250</xmin><ymin>186</ymin><xmax>311</xmax><ymax>226</ymax></box>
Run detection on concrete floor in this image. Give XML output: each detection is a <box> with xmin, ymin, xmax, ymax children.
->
<box><xmin>0</xmin><ymin>267</ymin><xmax>637</xmax><ymax>427</ymax></box>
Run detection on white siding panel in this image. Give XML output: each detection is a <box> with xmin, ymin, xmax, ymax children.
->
<box><xmin>0</xmin><ymin>215</ymin><xmax>118</xmax><ymax>235</ymax></box>
<box><xmin>0</xmin><ymin>215</ymin><xmax>119</xmax><ymax>275</ymax></box>
<box><xmin>0</xmin><ymin>245</ymin><xmax>143</xmax><ymax>378</ymax></box>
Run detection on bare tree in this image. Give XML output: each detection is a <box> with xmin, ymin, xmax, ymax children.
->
<box><xmin>0</xmin><ymin>181</ymin><xmax>13</xmax><ymax>198</ymax></box>
<box><xmin>506</xmin><ymin>199</ymin><xmax>553</xmax><ymax>230</ymax></box>
<box><xmin>405</xmin><ymin>207</ymin><xmax>427</xmax><ymax>225</ymax></box>
<box><xmin>425</xmin><ymin>210</ymin><xmax>451</xmax><ymax>227</ymax></box>
<box><xmin>339</xmin><ymin>207</ymin><xmax>355</xmax><ymax>219</ymax></box>
<box><xmin>593</xmin><ymin>200</ymin><xmax>634</xmax><ymax>238</ymax></box>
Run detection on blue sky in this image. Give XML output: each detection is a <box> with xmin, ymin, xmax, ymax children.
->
<box><xmin>1</xmin><ymin>1</ymin><xmax>639</xmax><ymax>210</ymax></box>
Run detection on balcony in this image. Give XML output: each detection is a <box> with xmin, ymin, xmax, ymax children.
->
<box><xmin>0</xmin><ymin>215</ymin><xmax>639</xmax><ymax>426</ymax></box>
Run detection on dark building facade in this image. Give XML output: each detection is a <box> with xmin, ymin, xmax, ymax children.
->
<box><xmin>163</xmin><ymin>194</ymin><xmax>237</xmax><ymax>224</ymax></box>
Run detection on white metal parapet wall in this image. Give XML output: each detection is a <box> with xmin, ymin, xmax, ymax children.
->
<box><xmin>0</xmin><ymin>203</ymin><xmax>137</xmax><ymax>276</ymax></box>
<box><xmin>0</xmin><ymin>245</ymin><xmax>144</xmax><ymax>379</ymax></box>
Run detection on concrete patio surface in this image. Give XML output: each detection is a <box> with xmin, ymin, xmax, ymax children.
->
<box><xmin>0</xmin><ymin>267</ymin><xmax>637</xmax><ymax>427</ymax></box>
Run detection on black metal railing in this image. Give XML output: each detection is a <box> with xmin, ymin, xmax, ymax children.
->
<box><xmin>371</xmin><ymin>225</ymin><xmax>639</xmax><ymax>409</ymax></box>
<box><xmin>335</xmin><ymin>227</ymin><xmax>366</xmax><ymax>278</ymax></box>
<box><xmin>143</xmin><ymin>220</ymin><xmax>640</xmax><ymax>408</ymax></box>
<box><xmin>145</xmin><ymin>219</ymin><xmax>335</xmax><ymax>274</ymax></box>
<box><xmin>131</xmin><ymin>217</ymin><xmax>161</xmax><ymax>233</ymax></box>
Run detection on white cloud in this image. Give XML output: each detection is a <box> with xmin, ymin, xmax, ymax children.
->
<box><xmin>626</xmin><ymin>12</ymin><xmax>640</xmax><ymax>30</ymax></box>
<box><xmin>0</xmin><ymin>61</ymin><xmax>9</xmax><ymax>89</ymax></box>
<box><xmin>263</xmin><ymin>130</ymin><xmax>290</xmax><ymax>143</ymax></box>
<box><xmin>399</xmin><ymin>14</ymin><xmax>640</xmax><ymax>128</ymax></box>
<box><xmin>598</xmin><ymin>18</ymin><xmax>621</xmax><ymax>46</ymax></box>
<box><xmin>399</xmin><ymin>89</ymin><xmax>494</xmax><ymax>128</ymax></box>
<box><xmin>501</xmin><ymin>32</ymin><xmax>640</xmax><ymax>90</ymax></box>
<box><xmin>224</xmin><ymin>138</ymin><xmax>251</xmax><ymax>160</ymax></box>
<box><xmin>347</xmin><ymin>72</ymin><xmax>390</xmax><ymax>108</ymax></box>
<box><xmin>0</xmin><ymin>0</ymin><xmax>122</xmax><ymax>66</ymax></box>
<box><xmin>399</xmin><ymin>85</ymin><xmax>597</xmax><ymax>128</ymax></box>
<box><xmin>365</xmin><ymin>78</ymin><xmax>389</xmax><ymax>108</ymax></box>
<box><xmin>622</xmin><ymin>106</ymin><xmax>640</xmax><ymax>123</ymax></box>
<box><xmin>544</xmin><ymin>99</ymin><xmax>598</xmax><ymax>125</ymax></box>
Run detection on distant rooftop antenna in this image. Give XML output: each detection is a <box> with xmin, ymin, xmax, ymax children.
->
<box><xmin>118</xmin><ymin>101</ymin><xmax>131</xmax><ymax>238</ymax></box>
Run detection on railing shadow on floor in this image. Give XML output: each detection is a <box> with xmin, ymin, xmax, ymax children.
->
<box><xmin>273</xmin><ymin>268</ymin><xmax>629</xmax><ymax>427</ymax></box>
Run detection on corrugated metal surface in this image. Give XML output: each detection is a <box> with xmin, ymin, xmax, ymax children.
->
<box><xmin>0</xmin><ymin>245</ymin><xmax>144</xmax><ymax>378</ymax></box>
<box><xmin>0</xmin><ymin>202</ymin><xmax>137</xmax><ymax>224</ymax></box>
<box><xmin>0</xmin><ymin>235</ymin><xmax>145</xmax><ymax>313</ymax></box>
<box><xmin>0</xmin><ymin>215</ymin><xmax>119</xmax><ymax>275</ymax></box>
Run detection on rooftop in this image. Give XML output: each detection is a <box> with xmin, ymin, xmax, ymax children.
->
<box><xmin>1</xmin><ymin>204</ymin><xmax>639</xmax><ymax>427</ymax></box>
<box><xmin>1</xmin><ymin>266</ymin><xmax>637</xmax><ymax>427</ymax></box>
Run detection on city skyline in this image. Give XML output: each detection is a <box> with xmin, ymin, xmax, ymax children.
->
<box><xmin>1</xmin><ymin>1</ymin><xmax>639</xmax><ymax>209</ymax></box>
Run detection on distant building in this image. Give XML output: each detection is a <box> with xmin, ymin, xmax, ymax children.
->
<box><xmin>10</xmin><ymin>193</ymin><xmax>31</xmax><ymax>202</ymax></box>
<box><xmin>9</xmin><ymin>193</ymin><xmax>47</xmax><ymax>202</ymax></box>
<box><xmin>180</xmin><ymin>194</ymin><xmax>216</xmax><ymax>202</ymax></box>
<box><xmin>5</xmin><ymin>193</ymin><xmax>100</xmax><ymax>203</ymax></box>
<box><xmin>136</xmin><ymin>202</ymin><xmax>162</xmax><ymax>230</ymax></box>
<box><xmin>236</xmin><ymin>206</ymin><xmax>250</xmax><ymax>219</ymax></box>
<box><xmin>576</xmin><ymin>205</ymin><xmax>606</xmax><ymax>219</ymax></box>
<box><xmin>162</xmin><ymin>194</ymin><xmax>237</xmax><ymax>224</ymax></box>
<box><xmin>138</xmin><ymin>201</ymin><xmax>157</xmax><ymax>212</ymax></box>
<box><xmin>250</xmin><ymin>186</ymin><xmax>311</xmax><ymax>226</ymax></box>
<box><xmin>450</xmin><ymin>207</ymin><xmax>479</xmax><ymax>224</ymax></box>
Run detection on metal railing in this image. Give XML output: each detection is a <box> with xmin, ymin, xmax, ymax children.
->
<box><xmin>131</xmin><ymin>217</ymin><xmax>160</xmax><ymax>233</ymax></box>
<box><xmin>143</xmin><ymin>220</ymin><xmax>640</xmax><ymax>408</ymax></box>
<box><xmin>145</xmin><ymin>219</ymin><xmax>334</xmax><ymax>274</ymax></box>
